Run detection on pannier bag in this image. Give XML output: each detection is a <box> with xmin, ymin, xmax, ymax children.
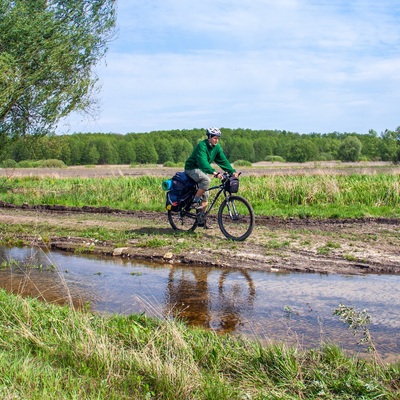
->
<box><xmin>165</xmin><ymin>171</ymin><xmax>196</xmax><ymax>211</ymax></box>
<box><xmin>225</xmin><ymin>176</ymin><xmax>239</xmax><ymax>193</ymax></box>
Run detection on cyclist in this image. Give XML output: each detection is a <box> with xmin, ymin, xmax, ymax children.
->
<box><xmin>185</xmin><ymin>127</ymin><xmax>238</xmax><ymax>227</ymax></box>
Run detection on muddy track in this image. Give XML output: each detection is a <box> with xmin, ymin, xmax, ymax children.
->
<box><xmin>1</xmin><ymin>201</ymin><xmax>400</xmax><ymax>276</ymax></box>
<box><xmin>2</xmin><ymin>200</ymin><xmax>400</xmax><ymax>227</ymax></box>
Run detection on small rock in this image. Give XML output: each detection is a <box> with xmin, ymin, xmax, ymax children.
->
<box><xmin>113</xmin><ymin>247</ymin><xmax>129</xmax><ymax>256</ymax></box>
<box><xmin>163</xmin><ymin>252</ymin><xmax>173</xmax><ymax>259</ymax></box>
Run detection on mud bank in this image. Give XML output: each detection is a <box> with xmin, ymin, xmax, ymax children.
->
<box><xmin>1</xmin><ymin>203</ymin><xmax>400</xmax><ymax>275</ymax></box>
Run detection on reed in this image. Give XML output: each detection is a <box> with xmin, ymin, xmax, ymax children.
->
<box><xmin>2</xmin><ymin>174</ymin><xmax>400</xmax><ymax>218</ymax></box>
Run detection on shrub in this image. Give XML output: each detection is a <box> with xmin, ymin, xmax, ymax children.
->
<box><xmin>39</xmin><ymin>159</ymin><xmax>67</xmax><ymax>168</ymax></box>
<box><xmin>18</xmin><ymin>160</ymin><xmax>41</xmax><ymax>168</ymax></box>
<box><xmin>0</xmin><ymin>159</ymin><xmax>18</xmax><ymax>168</ymax></box>
<box><xmin>317</xmin><ymin>152</ymin><xmax>334</xmax><ymax>161</ymax></box>
<box><xmin>233</xmin><ymin>159</ymin><xmax>252</xmax><ymax>167</ymax></box>
<box><xmin>17</xmin><ymin>159</ymin><xmax>66</xmax><ymax>168</ymax></box>
<box><xmin>265</xmin><ymin>155</ymin><xmax>285</xmax><ymax>162</ymax></box>
<box><xmin>163</xmin><ymin>161</ymin><xmax>184</xmax><ymax>168</ymax></box>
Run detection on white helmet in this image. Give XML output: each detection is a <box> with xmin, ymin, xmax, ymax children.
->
<box><xmin>206</xmin><ymin>127</ymin><xmax>222</xmax><ymax>137</ymax></box>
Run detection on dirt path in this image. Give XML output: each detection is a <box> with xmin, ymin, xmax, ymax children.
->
<box><xmin>1</xmin><ymin>203</ymin><xmax>400</xmax><ymax>275</ymax></box>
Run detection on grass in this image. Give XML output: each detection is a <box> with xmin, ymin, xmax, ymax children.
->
<box><xmin>1</xmin><ymin>174</ymin><xmax>400</xmax><ymax>218</ymax></box>
<box><xmin>0</xmin><ymin>288</ymin><xmax>399</xmax><ymax>399</ymax></box>
<box><xmin>1</xmin><ymin>172</ymin><xmax>400</xmax><ymax>397</ymax></box>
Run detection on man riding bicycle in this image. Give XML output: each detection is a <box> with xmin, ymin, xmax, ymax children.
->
<box><xmin>184</xmin><ymin>127</ymin><xmax>238</xmax><ymax>227</ymax></box>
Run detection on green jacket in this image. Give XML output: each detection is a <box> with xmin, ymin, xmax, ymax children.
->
<box><xmin>185</xmin><ymin>139</ymin><xmax>236</xmax><ymax>174</ymax></box>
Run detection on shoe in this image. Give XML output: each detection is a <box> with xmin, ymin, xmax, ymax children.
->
<box><xmin>198</xmin><ymin>221</ymin><xmax>214</xmax><ymax>229</ymax></box>
<box><xmin>197</xmin><ymin>211</ymin><xmax>213</xmax><ymax>228</ymax></box>
<box><xmin>196</xmin><ymin>210</ymin><xmax>205</xmax><ymax>224</ymax></box>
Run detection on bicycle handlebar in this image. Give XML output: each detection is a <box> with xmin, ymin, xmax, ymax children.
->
<box><xmin>218</xmin><ymin>171</ymin><xmax>241</xmax><ymax>180</ymax></box>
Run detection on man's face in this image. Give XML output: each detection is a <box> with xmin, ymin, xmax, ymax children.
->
<box><xmin>208</xmin><ymin>135</ymin><xmax>219</xmax><ymax>147</ymax></box>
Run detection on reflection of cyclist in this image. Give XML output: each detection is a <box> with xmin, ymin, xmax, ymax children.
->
<box><xmin>185</xmin><ymin>127</ymin><xmax>238</xmax><ymax>227</ymax></box>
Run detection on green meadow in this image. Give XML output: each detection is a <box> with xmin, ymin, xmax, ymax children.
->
<box><xmin>0</xmin><ymin>289</ymin><xmax>399</xmax><ymax>399</ymax></box>
<box><xmin>1</xmin><ymin>173</ymin><xmax>400</xmax><ymax>218</ymax></box>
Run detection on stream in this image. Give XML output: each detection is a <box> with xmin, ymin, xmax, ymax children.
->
<box><xmin>0</xmin><ymin>246</ymin><xmax>399</xmax><ymax>362</ymax></box>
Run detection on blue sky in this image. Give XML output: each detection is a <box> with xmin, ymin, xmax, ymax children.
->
<box><xmin>58</xmin><ymin>0</ymin><xmax>400</xmax><ymax>135</ymax></box>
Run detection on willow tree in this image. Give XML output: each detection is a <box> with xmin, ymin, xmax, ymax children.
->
<box><xmin>0</xmin><ymin>0</ymin><xmax>116</xmax><ymax>140</ymax></box>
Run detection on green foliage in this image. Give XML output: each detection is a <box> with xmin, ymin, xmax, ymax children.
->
<box><xmin>163</xmin><ymin>161</ymin><xmax>184</xmax><ymax>167</ymax></box>
<box><xmin>265</xmin><ymin>155</ymin><xmax>285</xmax><ymax>162</ymax></box>
<box><xmin>253</xmin><ymin>137</ymin><xmax>274</xmax><ymax>161</ymax></box>
<box><xmin>135</xmin><ymin>138</ymin><xmax>158</xmax><ymax>164</ymax></box>
<box><xmin>287</xmin><ymin>139</ymin><xmax>319</xmax><ymax>162</ymax></box>
<box><xmin>17</xmin><ymin>160</ymin><xmax>41</xmax><ymax>168</ymax></box>
<box><xmin>334</xmin><ymin>304</ymin><xmax>377</xmax><ymax>356</ymax></box>
<box><xmin>171</xmin><ymin>138</ymin><xmax>193</xmax><ymax>163</ymax></box>
<box><xmin>154</xmin><ymin>138</ymin><xmax>173</xmax><ymax>164</ymax></box>
<box><xmin>317</xmin><ymin>152</ymin><xmax>335</xmax><ymax>161</ymax></box>
<box><xmin>12</xmin><ymin>158</ymin><xmax>66</xmax><ymax>168</ymax></box>
<box><xmin>3</xmin><ymin>126</ymin><xmax>400</xmax><ymax>167</ymax></box>
<box><xmin>38</xmin><ymin>159</ymin><xmax>66</xmax><ymax>168</ymax></box>
<box><xmin>0</xmin><ymin>158</ymin><xmax>17</xmax><ymax>168</ymax></box>
<box><xmin>0</xmin><ymin>0</ymin><xmax>116</xmax><ymax>138</ymax></box>
<box><xmin>338</xmin><ymin>136</ymin><xmax>363</xmax><ymax>162</ymax></box>
<box><xmin>229</xmin><ymin>138</ymin><xmax>255</xmax><ymax>162</ymax></box>
<box><xmin>232</xmin><ymin>159</ymin><xmax>252</xmax><ymax>167</ymax></box>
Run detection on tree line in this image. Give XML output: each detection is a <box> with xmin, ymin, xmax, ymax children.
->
<box><xmin>1</xmin><ymin>127</ymin><xmax>400</xmax><ymax>166</ymax></box>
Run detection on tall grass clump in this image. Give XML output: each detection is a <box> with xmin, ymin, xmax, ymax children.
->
<box><xmin>0</xmin><ymin>289</ymin><xmax>399</xmax><ymax>399</ymax></box>
<box><xmin>242</xmin><ymin>174</ymin><xmax>400</xmax><ymax>217</ymax></box>
<box><xmin>1</xmin><ymin>173</ymin><xmax>400</xmax><ymax>218</ymax></box>
<box><xmin>0</xmin><ymin>176</ymin><xmax>166</xmax><ymax>211</ymax></box>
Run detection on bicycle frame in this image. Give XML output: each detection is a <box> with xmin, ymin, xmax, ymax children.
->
<box><xmin>182</xmin><ymin>172</ymin><xmax>238</xmax><ymax>218</ymax></box>
<box><xmin>203</xmin><ymin>182</ymin><xmax>229</xmax><ymax>216</ymax></box>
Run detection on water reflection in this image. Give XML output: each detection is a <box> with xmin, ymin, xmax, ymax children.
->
<box><xmin>165</xmin><ymin>268</ymin><xmax>255</xmax><ymax>332</ymax></box>
<box><xmin>0</xmin><ymin>246</ymin><xmax>399</xmax><ymax>362</ymax></box>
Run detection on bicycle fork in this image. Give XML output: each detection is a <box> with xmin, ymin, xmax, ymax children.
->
<box><xmin>225</xmin><ymin>197</ymin><xmax>240</xmax><ymax>220</ymax></box>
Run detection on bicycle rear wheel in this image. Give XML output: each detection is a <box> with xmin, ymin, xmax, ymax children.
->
<box><xmin>218</xmin><ymin>195</ymin><xmax>254</xmax><ymax>241</ymax></box>
<box><xmin>168</xmin><ymin>209</ymin><xmax>198</xmax><ymax>232</ymax></box>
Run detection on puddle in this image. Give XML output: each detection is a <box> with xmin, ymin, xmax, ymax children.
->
<box><xmin>0</xmin><ymin>246</ymin><xmax>399</xmax><ymax>362</ymax></box>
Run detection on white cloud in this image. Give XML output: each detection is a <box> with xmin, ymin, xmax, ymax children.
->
<box><xmin>58</xmin><ymin>0</ymin><xmax>400</xmax><ymax>134</ymax></box>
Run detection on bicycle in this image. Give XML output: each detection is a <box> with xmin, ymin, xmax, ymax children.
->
<box><xmin>167</xmin><ymin>172</ymin><xmax>255</xmax><ymax>241</ymax></box>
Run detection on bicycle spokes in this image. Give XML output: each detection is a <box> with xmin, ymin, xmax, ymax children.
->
<box><xmin>168</xmin><ymin>209</ymin><xmax>198</xmax><ymax>232</ymax></box>
<box><xmin>217</xmin><ymin>196</ymin><xmax>254</xmax><ymax>241</ymax></box>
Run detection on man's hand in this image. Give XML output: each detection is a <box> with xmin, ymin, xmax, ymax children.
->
<box><xmin>213</xmin><ymin>171</ymin><xmax>222</xmax><ymax>179</ymax></box>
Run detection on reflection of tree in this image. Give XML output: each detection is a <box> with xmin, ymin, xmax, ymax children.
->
<box><xmin>164</xmin><ymin>266</ymin><xmax>256</xmax><ymax>333</ymax></box>
<box><xmin>165</xmin><ymin>268</ymin><xmax>211</xmax><ymax>328</ymax></box>
<box><xmin>216</xmin><ymin>270</ymin><xmax>256</xmax><ymax>333</ymax></box>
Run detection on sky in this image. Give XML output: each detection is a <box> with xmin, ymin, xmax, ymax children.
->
<box><xmin>58</xmin><ymin>0</ymin><xmax>400</xmax><ymax>136</ymax></box>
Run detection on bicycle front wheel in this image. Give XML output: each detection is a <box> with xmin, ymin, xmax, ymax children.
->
<box><xmin>218</xmin><ymin>196</ymin><xmax>254</xmax><ymax>241</ymax></box>
<box><xmin>168</xmin><ymin>209</ymin><xmax>198</xmax><ymax>232</ymax></box>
